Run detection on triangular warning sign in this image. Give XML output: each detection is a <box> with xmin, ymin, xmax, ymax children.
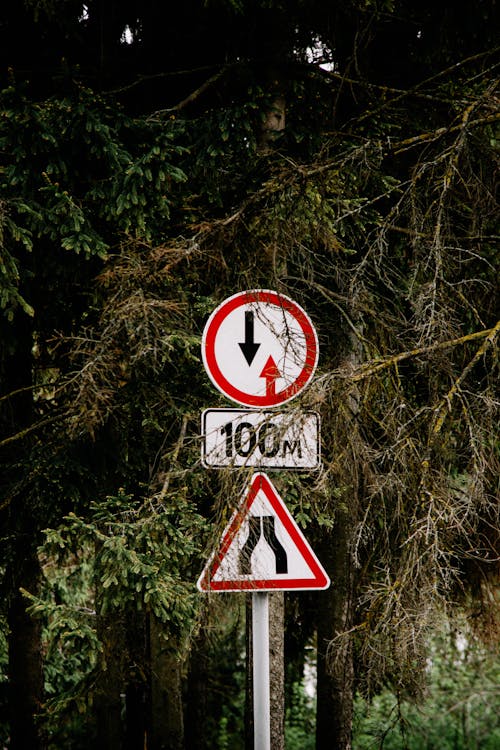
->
<box><xmin>197</xmin><ymin>472</ymin><xmax>330</xmax><ymax>592</ymax></box>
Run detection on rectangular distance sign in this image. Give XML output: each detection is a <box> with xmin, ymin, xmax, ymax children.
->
<box><xmin>202</xmin><ymin>409</ymin><xmax>320</xmax><ymax>470</ymax></box>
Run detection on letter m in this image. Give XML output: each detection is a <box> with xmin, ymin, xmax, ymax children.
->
<box><xmin>281</xmin><ymin>440</ymin><xmax>302</xmax><ymax>459</ymax></box>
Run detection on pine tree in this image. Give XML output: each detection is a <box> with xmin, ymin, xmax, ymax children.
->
<box><xmin>1</xmin><ymin>2</ymin><xmax>498</xmax><ymax>748</ymax></box>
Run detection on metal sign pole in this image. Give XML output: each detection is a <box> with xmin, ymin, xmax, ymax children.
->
<box><xmin>252</xmin><ymin>591</ymin><xmax>270</xmax><ymax>750</ymax></box>
<box><xmin>199</xmin><ymin>293</ymin><xmax>327</xmax><ymax>748</ymax></box>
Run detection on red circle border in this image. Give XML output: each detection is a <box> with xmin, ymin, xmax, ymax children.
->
<box><xmin>202</xmin><ymin>290</ymin><xmax>318</xmax><ymax>408</ymax></box>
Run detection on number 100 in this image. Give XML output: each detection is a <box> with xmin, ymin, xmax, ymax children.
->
<box><xmin>221</xmin><ymin>421</ymin><xmax>281</xmax><ymax>458</ymax></box>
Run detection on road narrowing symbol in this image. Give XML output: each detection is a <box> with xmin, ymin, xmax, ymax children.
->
<box><xmin>201</xmin><ymin>290</ymin><xmax>319</xmax><ymax>408</ymax></box>
<box><xmin>240</xmin><ymin>516</ymin><xmax>287</xmax><ymax>575</ymax></box>
<box><xmin>197</xmin><ymin>472</ymin><xmax>330</xmax><ymax>592</ymax></box>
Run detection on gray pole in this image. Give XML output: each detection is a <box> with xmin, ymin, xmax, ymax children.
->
<box><xmin>252</xmin><ymin>591</ymin><xmax>270</xmax><ymax>750</ymax></box>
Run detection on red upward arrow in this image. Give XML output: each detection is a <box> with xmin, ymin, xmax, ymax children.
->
<box><xmin>259</xmin><ymin>356</ymin><xmax>281</xmax><ymax>399</ymax></box>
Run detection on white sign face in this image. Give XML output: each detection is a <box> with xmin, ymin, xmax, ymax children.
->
<box><xmin>202</xmin><ymin>290</ymin><xmax>318</xmax><ymax>408</ymax></box>
<box><xmin>197</xmin><ymin>473</ymin><xmax>330</xmax><ymax>592</ymax></box>
<box><xmin>202</xmin><ymin>409</ymin><xmax>320</xmax><ymax>469</ymax></box>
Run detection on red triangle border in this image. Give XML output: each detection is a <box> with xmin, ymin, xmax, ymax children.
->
<box><xmin>198</xmin><ymin>473</ymin><xmax>330</xmax><ymax>592</ymax></box>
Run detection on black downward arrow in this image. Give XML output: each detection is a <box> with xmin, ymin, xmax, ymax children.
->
<box><xmin>239</xmin><ymin>310</ymin><xmax>260</xmax><ymax>365</ymax></box>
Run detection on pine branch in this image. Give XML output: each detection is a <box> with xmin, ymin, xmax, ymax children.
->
<box><xmin>335</xmin><ymin>325</ymin><xmax>499</xmax><ymax>383</ymax></box>
<box><xmin>430</xmin><ymin>319</ymin><xmax>500</xmax><ymax>438</ymax></box>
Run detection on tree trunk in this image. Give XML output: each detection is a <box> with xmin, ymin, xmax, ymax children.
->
<box><xmin>184</xmin><ymin>625</ymin><xmax>210</xmax><ymax>750</ymax></box>
<box><xmin>124</xmin><ymin>682</ymin><xmax>146</xmax><ymax>750</ymax></box>
<box><xmin>245</xmin><ymin>592</ymin><xmax>285</xmax><ymax>750</ymax></box>
<box><xmin>7</xmin><ymin>548</ymin><xmax>45</xmax><ymax>750</ymax></box>
<box><xmin>245</xmin><ymin>595</ymin><xmax>253</xmax><ymax>750</ymax></box>
<box><xmin>269</xmin><ymin>592</ymin><xmax>285</xmax><ymax>750</ymax></box>
<box><xmin>148</xmin><ymin>615</ymin><xmax>184</xmax><ymax>750</ymax></box>
<box><xmin>315</xmin><ymin>510</ymin><xmax>356</xmax><ymax>750</ymax></box>
<box><xmin>2</xmin><ymin>307</ymin><xmax>46</xmax><ymax>749</ymax></box>
<box><xmin>94</xmin><ymin>612</ymin><xmax>126</xmax><ymax>750</ymax></box>
<box><xmin>258</xmin><ymin>95</ymin><xmax>286</xmax><ymax>151</ymax></box>
<box><xmin>316</xmin><ymin>343</ymin><xmax>362</xmax><ymax>750</ymax></box>
<box><xmin>124</xmin><ymin>611</ymin><xmax>148</xmax><ymax>750</ymax></box>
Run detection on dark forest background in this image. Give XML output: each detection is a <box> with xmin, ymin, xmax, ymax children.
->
<box><xmin>0</xmin><ymin>1</ymin><xmax>498</xmax><ymax>748</ymax></box>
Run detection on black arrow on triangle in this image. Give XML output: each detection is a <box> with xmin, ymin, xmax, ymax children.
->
<box><xmin>239</xmin><ymin>310</ymin><xmax>260</xmax><ymax>365</ymax></box>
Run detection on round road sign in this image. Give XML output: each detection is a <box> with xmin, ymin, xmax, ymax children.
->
<box><xmin>201</xmin><ymin>290</ymin><xmax>318</xmax><ymax>408</ymax></box>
